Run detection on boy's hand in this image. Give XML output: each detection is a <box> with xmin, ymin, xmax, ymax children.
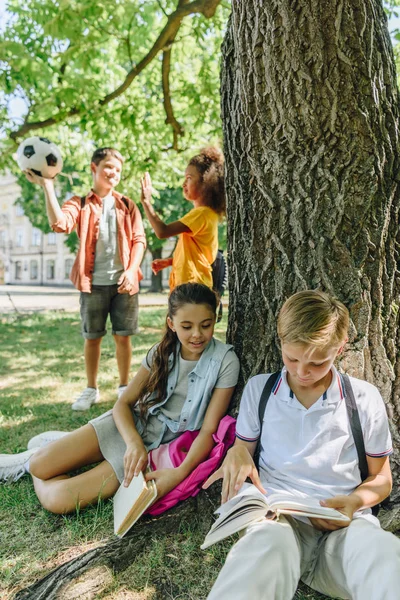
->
<box><xmin>151</xmin><ymin>258</ymin><xmax>172</xmax><ymax>275</ymax></box>
<box><xmin>123</xmin><ymin>441</ymin><xmax>148</xmax><ymax>487</ymax></box>
<box><xmin>310</xmin><ymin>494</ymin><xmax>361</xmax><ymax>531</ymax></box>
<box><xmin>24</xmin><ymin>169</ymin><xmax>55</xmax><ymax>189</ymax></box>
<box><xmin>140</xmin><ymin>172</ymin><xmax>153</xmax><ymax>205</ymax></box>
<box><xmin>118</xmin><ymin>270</ymin><xmax>137</xmax><ymax>294</ymax></box>
<box><xmin>203</xmin><ymin>445</ymin><xmax>266</xmax><ymax>504</ymax></box>
<box><xmin>145</xmin><ymin>468</ymin><xmax>183</xmax><ymax>500</ymax></box>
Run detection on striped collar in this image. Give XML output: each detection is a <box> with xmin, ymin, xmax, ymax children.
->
<box><xmin>274</xmin><ymin>366</ymin><xmax>344</xmax><ymax>405</ymax></box>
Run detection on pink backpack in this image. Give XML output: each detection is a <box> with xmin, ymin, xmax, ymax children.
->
<box><xmin>146</xmin><ymin>415</ymin><xmax>236</xmax><ymax>515</ymax></box>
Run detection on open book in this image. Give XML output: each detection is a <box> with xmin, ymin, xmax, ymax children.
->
<box><xmin>201</xmin><ymin>483</ymin><xmax>349</xmax><ymax>549</ymax></box>
<box><xmin>113</xmin><ymin>470</ymin><xmax>157</xmax><ymax>538</ymax></box>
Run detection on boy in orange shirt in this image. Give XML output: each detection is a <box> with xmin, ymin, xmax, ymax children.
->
<box><xmin>139</xmin><ymin>147</ymin><xmax>224</xmax><ymax>290</ymax></box>
<box><xmin>25</xmin><ymin>148</ymin><xmax>146</xmax><ymax>410</ymax></box>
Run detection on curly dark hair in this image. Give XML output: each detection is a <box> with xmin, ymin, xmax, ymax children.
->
<box><xmin>137</xmin><ymin>283</ymin><xmax>218</xmax><ymax>417</ymax></box>
<box><xmin>188</xmin><ymin>146</ymin><xmax>225</xmax><ymax>215</ymax></box>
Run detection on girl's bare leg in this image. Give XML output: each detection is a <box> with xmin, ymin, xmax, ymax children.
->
<box><xmin>30</xmin><ymin>424</ymin><xmax>120</xmax><ymax>513</ymax></box>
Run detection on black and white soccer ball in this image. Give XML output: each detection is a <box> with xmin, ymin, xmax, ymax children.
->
<box><xmin>16</xmin><ymin>136</ymin><xmax>63</xmax><ymax>179</ymax></box>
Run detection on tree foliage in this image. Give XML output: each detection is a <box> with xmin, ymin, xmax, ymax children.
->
<box><xmin>1</xmin><ymin>0</ymin><xmax>229</xmax><ymax>250</ymax></box>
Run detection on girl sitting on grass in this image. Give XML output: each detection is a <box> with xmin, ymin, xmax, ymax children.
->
<box><xmin>0</xmin><ymin>283</ymin><xmax>239</xmax><ymax>514</ymax></box>
<box><xmin>140</xmin><ymin>147</ymin><xmax>225</xmax><ymax>291</ymax></box>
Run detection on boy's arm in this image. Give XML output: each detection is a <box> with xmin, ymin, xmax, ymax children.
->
<box><xmin>118</xmin><ymin>202</ymin><xmax>146</xmax><ymax>294</ymax></box>
<box><xmin>25</xmin><ymin>169</ymin><xmax>79</xmax><ymax>232</ymax></box>
<box><xmin>311</xmin><ymin>455</ymin><xmax>392</xmax><ymax>532</ymax></box>
<box><xmin>203</xmin><ymin>438</ymin><xmax>265</xmax><ymax>503</ymax></box>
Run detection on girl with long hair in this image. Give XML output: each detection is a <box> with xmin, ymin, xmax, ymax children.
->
<box><xmin>0</xmin><ymin>283</ymin><xmax>239</xmax><ymax>514</ymax></box>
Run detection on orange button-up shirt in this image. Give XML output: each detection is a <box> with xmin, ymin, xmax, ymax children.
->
<box><xmin>52</xmin><ymin>190</ymin><xmax>146</xmax><ymax>294</ymax></box>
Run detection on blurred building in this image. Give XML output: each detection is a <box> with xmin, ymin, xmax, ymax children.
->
<box><xmin>0</xmin><ymin>175</ymin><xmax>171</xmax><ymax>287</ymax></box>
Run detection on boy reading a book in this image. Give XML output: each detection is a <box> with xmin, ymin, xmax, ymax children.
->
<box><xmin>204</xmin><ymin>290</ymin><xmax>400</xmax><ymax>600</ymax></box>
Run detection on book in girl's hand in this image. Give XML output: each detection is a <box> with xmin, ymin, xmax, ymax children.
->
<box><xmin>113</xmin><ymin>470</ymin><xmax>157</xmax><ymax>538</ymax></box>
<box><xmin>201</xmin><ymin>483</ymin><xmax>350</xmax><ymax>550</ymax></box>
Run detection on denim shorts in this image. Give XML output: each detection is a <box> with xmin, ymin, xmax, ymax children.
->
<box><xmin>80</xmin><ymin>284</ymin><xmax>139</xmax><ymax>339</ymax></box>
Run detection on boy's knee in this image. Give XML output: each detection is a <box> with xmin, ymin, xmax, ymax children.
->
<box><xmin>241</xmin><ymin>519</ymin><xmax>299</xmax><ymax>563</ymax></box>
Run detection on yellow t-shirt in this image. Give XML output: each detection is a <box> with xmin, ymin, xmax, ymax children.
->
<box><xmin>169</xmin><ymin>206</ymin><xmax>219</xmax><ymax>290</ymax></box>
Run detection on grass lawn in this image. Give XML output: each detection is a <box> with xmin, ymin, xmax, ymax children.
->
<box><xmin>0</xmin><ymin>306</ymin><xmax>324</xmax><ymax>600</ymax></box>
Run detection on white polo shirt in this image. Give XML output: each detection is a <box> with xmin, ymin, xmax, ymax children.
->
<box><xmin>236</xmin><ymin>367</ymin><xmax>392</xmax><ymax>502</ymax></box>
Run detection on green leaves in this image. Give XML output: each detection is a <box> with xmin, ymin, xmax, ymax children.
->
<box><xmin>1</xmin><ymin>0</ymin><xmax>230</xmax><ymax>254</ymax></box>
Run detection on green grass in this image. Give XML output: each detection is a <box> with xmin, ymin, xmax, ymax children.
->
<box><xmin>0</xmin><ymin>307</ymin><xmax>323</xmax><ymax>599</ymax></box>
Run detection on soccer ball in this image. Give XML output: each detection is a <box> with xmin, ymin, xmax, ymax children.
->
<box><xmin>16</xmin><ymin>136</ymin><xmax>63</xmax><ymax>179</ymax></box>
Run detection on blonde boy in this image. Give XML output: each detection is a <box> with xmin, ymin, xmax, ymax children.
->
<box><xmin>205</xmin><ymin>290</ymin><xmax>400</xmax><ymax>600</ymax></box>
<box><xmin>25</xmin><ymin>148</ymin><xmax>146</xmax><ymax>410</ymax></box>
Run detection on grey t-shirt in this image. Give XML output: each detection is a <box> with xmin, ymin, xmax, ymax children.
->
<box><xmin>92</xmin><ymin>193</ymin><xmax>124</xmax><ymax>285</ymax></box>
<box><xmin>140</xmin><ymin>345</ymin><xmax>239</xmax><ymax>446</ymax></box>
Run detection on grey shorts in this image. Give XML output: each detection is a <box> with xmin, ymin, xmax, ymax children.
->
<box><xmin>80</xmin><ymin>284</ymin><xmax>139</xmax><ymax>339</ymax></box>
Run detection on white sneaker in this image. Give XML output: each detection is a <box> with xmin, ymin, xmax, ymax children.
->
<box><xmin>117</xmin><ymin>385</ymin><xmax>128</xmax><ymax>400</ymax></box>
<box><xmin>71</xmin><ymin>387</ymin><xmax>100</xmax><ymax>411</ymax></box>
<box><xmin>0</xmin><ymin>448</ymin><xmax>38</xmax><ymax>483</ymax></box>
<box><xmin>27</xmin><ymin>431</ymin><xmax>69</xmax><ymax>450</ymax></box>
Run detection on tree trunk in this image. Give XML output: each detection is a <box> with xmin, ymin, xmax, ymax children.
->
<box><xmin>148</xmin><ymin>247</ymin><xmax>164</xmax><ymax>293</ymax></box>
<box><xmin>222</xmin><ymin>0</ymin><xmax>400</xmax><ymax>498</ymax></box>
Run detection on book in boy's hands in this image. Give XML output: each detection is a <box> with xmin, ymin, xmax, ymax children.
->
<box><xmin>201</xmin><ymin>483</ymin><xmax>350</xmax><ymax>549</ymax></box>
<box><xmin>113</xmin><ymin>470</ymin><xmax>157</xmax><ymax>538</ymax></box>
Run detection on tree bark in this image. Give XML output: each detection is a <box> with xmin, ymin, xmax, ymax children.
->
<box><xmin>222</xmin><ymin>0</ymin><xmax>400</xmax><ymax>498</ymax></box>
<box><xmin>148</xmin><ymin>247</ymin><xmax>164</xmax><ymax>293</ymax></box>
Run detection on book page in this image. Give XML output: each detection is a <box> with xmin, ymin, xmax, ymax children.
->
<box><xmin>113</xmin><ymin>472</ymin><xmax>157</xmax><ymax>538</ymax></box>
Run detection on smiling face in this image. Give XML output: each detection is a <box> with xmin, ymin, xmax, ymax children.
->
<box><xmin>182</xmin><ymin>165</ymin><xmax>204</xmax><ymax>204</ymax></box>
<box><xmin>167</xmin><ymin>302</ymin><xmax>216</xmax><ymax>360</ymax></box>
<box><xmin>281</xmin><ymin>342</ymin><xmax>344</xmax><ymax>391</ymax></box>
<box><xmin>91</xmin><ymin>155</ymin><xmax>122</xmax><ymax>195</ymax></box>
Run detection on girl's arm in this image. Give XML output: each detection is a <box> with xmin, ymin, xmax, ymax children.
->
<box><xmin>203</xmin><ymin>438</ymin><xmax>265</xmax><ymax>503</ymax></box>
<box><xmin>140</xmin><ymin>172</ymin><xmax>191</xmax><ymax>239</ymax></box>
<box><xmin>112</xmin><ymin>366</ymin><xmax>151</xmax><ymax>486</ymax></box>
<box><xmin>146</xmin><ymin>386</ymin><xmax>235</xmax><ymax>499</ymax></box>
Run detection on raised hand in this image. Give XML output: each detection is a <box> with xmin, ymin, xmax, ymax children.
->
<box><xmin>24</xmin><ymin>169</ymin><xmax>54</xmax><ymax>189</ymax></box>
<box><xmin>140</xmin><ymin>172</ymin><xmax>153</xmax><ymax>205</ymax></box>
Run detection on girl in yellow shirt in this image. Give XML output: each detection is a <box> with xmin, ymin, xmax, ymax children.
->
<box><xmin>140</xmin><ymin>147</ymin><xmax>225</xmax><ymax>290</ymax></box>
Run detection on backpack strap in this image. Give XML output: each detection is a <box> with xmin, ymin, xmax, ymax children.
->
<box><xmin>341</xmin><ymin>373</ymin><xmax>369</xmax><ymax>482</ymax></box>
<box><xmin>80</xmin><ymin>196</ymin><xmax>86</xmax><ymax>209</ymax></box>
<box><xmin>253</xmin><ymin>370</ymin><xmax>281</xmax><ymax>470</ymax></box>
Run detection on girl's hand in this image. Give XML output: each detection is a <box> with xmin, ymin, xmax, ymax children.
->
<box><xmin>309</xmin><ymin>494</ymin><xmax>360</xmax><ymax>532</ymax></box>
<box><xmin>203</xmin><ymin>445</ymin><xmax>266</xmax><ymax>504</ymax></box>
<box><xmin>151</xmin><ymin>258</ymin><xmax>172</xmax><ymax>275</ymax></box>
<box><xmin>123</xmin><ymin>441</ymin><xmax>148</xmax><ymax>487</ymax></box>
<box><xmin>140</xmin><ymin>172</ymin><xmax>153</xmax><ymax>205</ymax></box>
<box><xmin>145</xmin><ymin>468</ymin><xmax>183</xmax><ymax>499</ymax></box>
<box><xmin>24</xmin><ymin>169</ymin><xmax>54</xmax><ymax>189</ymax></box>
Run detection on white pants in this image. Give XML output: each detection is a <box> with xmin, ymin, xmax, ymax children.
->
<box><xmin>207</xmin><ymin>515</ymin><xmax>400</xmax><ymax>600</ymax></box>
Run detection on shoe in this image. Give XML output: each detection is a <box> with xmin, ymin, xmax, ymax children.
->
<box><xmin>117</xmin><ymin>385</ymin><xmax>128</xmax><ymax>400</ymax></box>
<box><xmin>27</xmin><ymin>431</ymin><xmax>69</xmax><ymax>450</ymax></box>
<box><xmin>0</xmin><ymin>448</ymin><xmax>38</xmax><ymax>483</ymax></box>
<box><xmin>71</xmin><ymin>387</ymin><xmax>100</xmax><ymax>411</ymax></box>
